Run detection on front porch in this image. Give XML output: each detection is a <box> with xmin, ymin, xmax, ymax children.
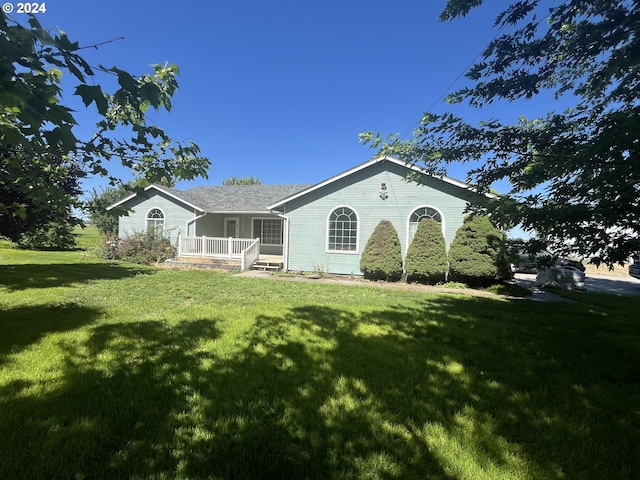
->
<box><xmin>176</xmin><ymin>235</ymin><xmax>283</xmax><ymax>271</ymax></box>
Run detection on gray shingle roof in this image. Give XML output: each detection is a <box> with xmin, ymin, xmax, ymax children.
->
<box><xmin>165</xmin><ymin>184</ymin><xmax>311</xmax><ymax>213</ymax></box>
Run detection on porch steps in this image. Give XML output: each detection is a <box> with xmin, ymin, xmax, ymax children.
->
<box><xmin>251</xmin><ymin>259</ymin><xmax>283</xmax><ymax>272</ymax></box>
<box><xmin>166</xmin><ymin>257</ymin><xmax>241</xmax><ymax>271</ymax></box>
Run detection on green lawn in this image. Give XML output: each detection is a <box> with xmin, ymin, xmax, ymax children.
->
<box><xmin>1</xmin><ymin>229</ymin><xmax>639</xmax><ymax>479</ymax></box>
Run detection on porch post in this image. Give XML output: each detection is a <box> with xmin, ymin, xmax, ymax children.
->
<box><xmin>228</xmin><ymin>237</ymin><xmax>233</xmax><ymax>258</ymax></box>
<box><xmin>202</xmin><ymin>235</ymin><xmax>207</xmax><ymax>257</ymax></box>
<box><xmin>178</xmin><ymin>235</ymin><xmax>182</xmax><ymax>257</ymax></box>
<box><xmin>281</xmin><ymin>215</ymin><xmax>289</xmax><ymax>271</ymax></box>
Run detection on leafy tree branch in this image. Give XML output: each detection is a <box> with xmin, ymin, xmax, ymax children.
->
<box><xmin>1</xmin><ymin>13</ymin><xmax>210</xmax><ymax>243</ymax></box>
<box><xmin>361</xmin><ymin>0</ymin><xmax>639</xmax><ymax>265</ymax></box>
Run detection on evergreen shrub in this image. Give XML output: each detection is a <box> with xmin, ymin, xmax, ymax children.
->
<box><xmin>359</xmin><ymin>220</ymin><xmax>403</xmax><ymax>281</ymax></box>
<box><xmin>405</xmin><ymin>218</ymin><xmax>448</xmax><ymax>284</ymax></box>
<box><xmin>448</xmin><ymin>215</ymin><xmax>511</xmax><ymax>287</ymax></box>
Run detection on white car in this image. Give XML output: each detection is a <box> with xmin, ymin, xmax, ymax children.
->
<box><xmin>511</xmin><ymin>250</ymin><xmax>585</xmax><ymax>274</ymax></box>
<box><xmin>534</xmin><ymin>265</ymin><xmax>586</xmax><ymax>290</ymax></box>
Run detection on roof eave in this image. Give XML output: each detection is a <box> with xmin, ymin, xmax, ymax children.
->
<box><xmin>106</xmin><ymin>192</ymin><xmax>137</xmax><ymax>210</ymax></box>
<box><xmin>206</xmin><ymin>210</ymin><xmax>274</xmax><ymax>215</ymax></box>
<box><xmin>267</xmin><ymin>155</ymin><xmax>497</xmax><ymax>209</ymax></box>
<box><xmin>105</xmin><ymin>184</ymin><xmax>206</xmax><ymax>212</ymax></box>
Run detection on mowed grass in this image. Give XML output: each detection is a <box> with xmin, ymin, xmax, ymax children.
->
<box><xmin>1</xmin><ymin>229</ymin><xmax>639</xmax><ymax>479</ymax></box>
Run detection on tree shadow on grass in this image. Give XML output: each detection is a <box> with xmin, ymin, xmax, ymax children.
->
<box><xmin>187</xmin><ymin>297</ymin><xmax>639</xmax><ymax>479</ymax></box>
<box><xmin>0</xmin><ymin>263</ymin><xmax>154</xmax><ymax>291</ymax></box>
<box><xmin>1</xmin><ymin>295</ymin><xmax>638</xmax><ymax>479</ymax></box>
<box><xmin>0</xmin><ymin>318</ymin><xmax>223</xmax><ymax>479</ymax></box>
<box><xmin>0</xmin><ymin>303</ymin><xmax>102</xmax><ymax>362</ymax></box>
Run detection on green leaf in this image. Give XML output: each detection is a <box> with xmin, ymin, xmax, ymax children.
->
<box><xmin>74</xmin><ymin>85</ymin><xmax>108</xmax><ymax>115</ymax></box>
<box><xmin>141</xmin><ymin>82</ymin><xmax>162</xmax><ymax>110</ymax></box>
<box><xmin>46</xmin><ymin>104</ymin><xmax>78</xmax><ymax>126</ymax></box>
<box><xmin>54</xmin><ymin>33</ymin><xmax>80</xmax><ymax>51</ymax></box>
<box><xmin>110</xmin><ymin>67</ymin><xmax>138</xmax><ymax>93</ymax></box>
<box><xmin>12</xmin><ymin>203</ymin><xmax>28</xmax><ymax>220</ymax></box>
<box><xmin>63</xmin><ymin>53</ymin><xmax>85</xmax><ymax>82</ymax></box>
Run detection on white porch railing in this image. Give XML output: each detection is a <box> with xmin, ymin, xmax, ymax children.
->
<box><xmin>241</xmin><ymin>238</ymin><xmax>260</xmax><ymax>271</ymax></box>
<box><xmin>178</xmin><ymin>236</ymin><xmax>260</xmax><ymax>270</ymax></box>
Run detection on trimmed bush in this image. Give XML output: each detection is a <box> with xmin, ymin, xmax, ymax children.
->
<box><xmin>448</xmin><ymin>215</ymin><xmax>511</xmax><ymax>287</ymax></box>
<box><xmin>359</xmin><ymin>220</ymin><xmax>403</xmax><ymax>281</ymax></box>
<box><xmin>405</xmin><ymin>218</ymin><xmax>448</xmax><ymax>284</ymax></box>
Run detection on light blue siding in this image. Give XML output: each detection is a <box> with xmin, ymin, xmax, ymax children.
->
<box><xmin>283</xmin><ymin>160</ymin><xmax>484</xmax><ymax>275</ymax></box>
<box><xmin>118</xmin><ymin>189</ymin><xmax>286</xmax><ymax>254</ymax></box>
<box><xmin>194</xmin><ymin>213</ymin><xmax>223</xmax><ymax>237</ymax></box>
<box><xmin>118</xmin><ymin>190</ymin><xmax>198</xmax><ymax>245</ymax></box>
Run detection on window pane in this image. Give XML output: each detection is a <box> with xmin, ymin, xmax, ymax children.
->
<box><xmin>146</xmin><ymin>209</ymin><xmax>164</xmax><ymax>233</ymax></box>
<box><xmin>262</xmin><ymin>219</ymin><xmax>282</xmax><ymax>245</ymax></box>
<box><xmin>328</xmin><ymin>207</ymin><xmax>357</xmax><ymax>251</ymax></box>
<box><xmin>254</xmin><ymin>218</ymin><xmax>283</xmax><ymax>245</ymax></box>
<box><xmin>409</xmin><ymin>207</ymin><xmax>442</xmax><ymax>244</ymax></box>
<box><xmin>410</xmin><ymin>207</ymin><xmax>441</xmax><ymax>224</ymax></box>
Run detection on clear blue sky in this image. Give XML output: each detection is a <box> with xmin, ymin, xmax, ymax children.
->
<box><xmin>25</xmin><ymin>0</ymin><xmax>560</xmax><ymax>192</ymax></box>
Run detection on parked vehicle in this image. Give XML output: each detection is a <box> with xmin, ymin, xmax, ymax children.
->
<box><xmin>556</xmin><ymin>257</ymin><xmax>586</xmax><ymax>272</ymax></box>
<box><xmin>629</xmin><ymin>254</ymin><xmax>640</xmax><ymax>280</ymax></box>
<box><xmin>511</xmin><ymin>250</ymin><xmax>585</xmax><ymax>273</ymax></box>
<box><xmin>534</xmin><ymin>265</ymin><xmax>586</xmax><ymax>290</ymax></box>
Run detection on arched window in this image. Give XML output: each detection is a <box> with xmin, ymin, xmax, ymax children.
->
<box><xmin>146</xmin><ymin>208</ymin><xmax>165</xmax><ymax>231</ymax></box>
<box><xmin>328</xmin><ymin>207</ymin><xmax>358</xmax><ymax>252</ymax></box>
<box><xmin>408</xmin><ymin>207</ymin><xmax>443</xmax><ymax>244</ymax></box>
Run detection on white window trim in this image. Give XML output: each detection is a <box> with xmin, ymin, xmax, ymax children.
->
<box><xmin>326</xmin><ymin>205</ymin><xmax>359</xmax><ymax>254</ymax></box>
<box><xmin>406</xmin><ymin>205</ymin><xmax>445</xmax><ymax>251</ymax></box>
<box><xmin>145</xmin><ymin>207</ymin><xmax>166</xmax><ymax>233</ymax></box>
<box><xmin>252</xmin><ymin>217</ymin><xmax>284</xmax><ymax>246</ymax></box>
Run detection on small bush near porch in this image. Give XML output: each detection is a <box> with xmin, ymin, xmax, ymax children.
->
<box><xmin>1</xmin><ymin>229</ymin><xmax>639</xmax><ymax>479</ymax></box>
<box><xmin>115</xmin><ymin>229</ymin><xmax>176</xmax><ymax>264</ymax></box>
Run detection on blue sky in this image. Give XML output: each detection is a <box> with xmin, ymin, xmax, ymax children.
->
<box><xmin>24</xmin><ymin>0</ymin><xmax>560</xmax><ymax>192</ymax></box>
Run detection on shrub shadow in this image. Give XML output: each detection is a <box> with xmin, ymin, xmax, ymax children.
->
<box><xmin>0</xmin><ymin>303</ymin><xmax>102</xmax><ymax>361</ymax></box>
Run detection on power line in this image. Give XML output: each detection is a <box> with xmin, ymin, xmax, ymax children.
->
<box><xmin>397</xmin><ymin>3</ymin><xmax>556</xmax><ymax>142</ymax></box>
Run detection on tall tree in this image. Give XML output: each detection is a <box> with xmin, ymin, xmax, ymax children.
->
<box><xmin>222</xmin><ymin>176</ymin><xmax>262</xmax><ymax>185</ymax></box>
<box><xmin>2</xmin><ymin>155</ymin><xmax>84</xmax><ymax>248</ymax></box>
<box><xmin>0</xmin><ymin>154</ymin><xmax>83</xmax><ymax>243</ymax></box>
<box><xmin>85</xmin><ymin>183</ymin><xmax>136</xmax><ymax>236</ymax></box>
<box><xmin>0</xmin><ymin>13</ymin><xmax>209</xmax><ymax>242</ymax></box>
<box><xmin>361</xmin><ymin>1</ymin><xmax>639</xmax><ymax>266</ymax></box>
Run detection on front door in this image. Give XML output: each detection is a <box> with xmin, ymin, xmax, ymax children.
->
<box><xmin>224</xmin><ymin>217</ymin><xmax>239</xmax><ymax>238</ymax></box>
